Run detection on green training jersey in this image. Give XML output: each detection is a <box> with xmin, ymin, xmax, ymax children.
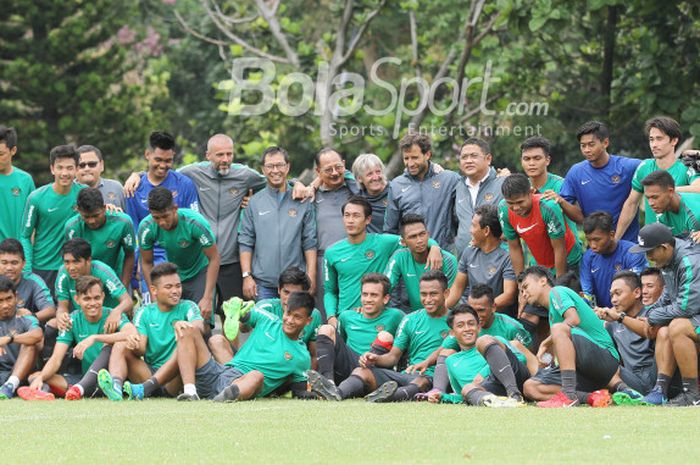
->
<box><xmin>442</xmin><ymin>313</ymin><xmax>532</xmax><ymax>350</ymax></box>
<box><xmin>56</xmin><ymin>307</ymin><xmax>129</xmax><ymax>373</ymax></box>
<box><xmin>652</xmin><ymin>193</ymin><xmax>700</xmax><ymax>238</ymax></box>
<box><xmin>394</xmin><ymin>308</ymin><xmax>450</xmax><ymax>376</ymax></box>
<box><xmin>337</xmin><ymin>307</ymin><xmax>405</xmax><ymax>355</ymax></box>
<box><xmin>65</xmin><ymin>210</ymin><xmax>135</xmax><ymax>276</ymax></box>
<box><xmin>55</xmin><ymin>260</ymin><xmax>126</xmax><ymax>310</ymax></box>
<box><xmin>138</xmin><ymin>209</ymin><xmax>216</xmax><ymax>281</ymax></box>
<box><xmin>632</xmin><ymin>159</ymin><xmax>699</xmax><ymax>224</ymax></box>
<box><xmin>533</xmin><ymin>172</ymin><xmax>564</xmax><ymax>194</ymax></box>
<box><xmin>254</xmin><ymin>298</ymin><xmax>322</xmax><ymax>345</ymax></box>
<box><xmin>385</xmin><ymin>248</ymin><xmax>458</xmax><ymax>312</ymax></box>
<box><xmin>0</xmin><ymin>167</ymin><xmax>35</xmax><ymax>242</ymax></box>
<box><xmin>549</xmin><ymin>285</ymin><xmax>619</xmax><ymax>360</ymax></box>
<box><xmin>20</xmin><ymin>183</ymin><xmax>83</xmax><ymax>271</ymax></box>
<box><xmin>228</xmin><ymin>308</ymin><xmax>311</xmax><ymax>397</ymax></box>
<box><xmin>134</xmin><ymin>299</ymin><xmax>202</xmax><ymax>369</ymax></box>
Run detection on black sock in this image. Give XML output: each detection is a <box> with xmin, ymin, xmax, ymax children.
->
<box><xmin>465</xmin><ymin>389</ymin><xmax>490</xmax><ymax>405</ymax></box>
<box><xmin>682</xmin><ymin>377</ymin><xmax>699</xmax><ymax>397</ymax></box>
<box><xmin>78</xmin><ymin>345</ymin><xmax>112</xmax><ymax>397</ymax></box>
<box><xmin>370</xmin><ymin>342</ymin><xmax>390</xmax><ymax>356</ymax></box>
<box><xmin>42</xmin><ymin>325</ymin><xmax>58</xmax><ymax>362</ymax></box>
<box><xmin>432</xmin><ymin>355</ymin><xmax>450</xmax><ymax>392</ymax></box>
<box><xmin>483</xmin><ymin>344</ymin><xmax>520</xmax><ymax>397</ymax></box>
<box><xmin>575</xmin><ymin>391</ymin><xmax>590</xmax><ymax>403</ymax></box>
<box><xmin>391</xmin><ymin>383</ymin><xmax>420</xmax><ymax>402</ymax></box>
<box><xmin>143</xmin><ymin>376</ymin><xmax>160</xmax><ymax>397</ymax></box>
<box><xmin>655</xmin><ymin>374</ymin><xmax>671</xmax><ymax>395</ymax></box>
<box><xmin>613</xmin><ymin>381</ymin><xmax>629</xmax><ymax>393</ymax></box>
<box><xmin>337</xmin><ymin>375</ymin><xmax>365</xmax><ymax>399</ymax></box>
<box><xmin>315</xmin><ymin>334</ymin><xmax>336</xmax><ymax>380</ymax></box>
<box><xmin>560</xmin><ymin>370</ymin><xmax>577</xmax><ymax>399</ymax></box>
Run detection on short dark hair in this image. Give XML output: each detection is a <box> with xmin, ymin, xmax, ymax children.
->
<box><xmin>576</xmin><ymin>121</ymin><xmax>610</xmax><ymax>142</ymax></box>
<box><xmin>0</xmin><ymin>126</ymin><xmax>17</xmax><ymax>149</ymax></box>
<box><xmin>361</xmin><ymin>272</ymin><xmax>391</xmax><ymax>296</ymax></box>
<box><xmin>644</xmin><ymin>116</ymin><xmax>681</xmax><ymax>142</ymax></box>
<box><xmin>0</xmin><ymin>238</ymin><xmax>25</xmax><ymax>260</ymax></box>
<box><xmin>612</xmin><ymin>270</ymin><xmax>642</xmax><ymax>292</ymax></box>
<box><xmin>520</xmin><ymin>136</ymin><xmax>551</xmax><ymax>157</ymax></box>
<box><xmin>399</xmin><ymin>213</ymin><xmax>426</xmax><ymax>237</ymax></box>
<box><xmin>315</xmin><ymin>147</ymin><xmax>343</xmax><ymax>166</ymax></box>
<box><xmin>75</xmin><ymin>275</ymin><xmax>103</xmax><ymax>295</ymax></box>
<box><xmin>447</xmin><ymin>303</ymin><xmax>479</xmax><ymax>328</ymax></box>
<box><xmin>640</xmin><ymin>267</ymin><xmax>662</xmax><ymax>281</ymax></box>
<box><xmin>641</xmin><ymin>170</ymin><xmax>676</xmax><ymax>190</ymax></box>
<box><xmin>400</xmin><ymin>132</ymin><xmax>431</xmax><ymax>155</ymax></box>
<box><xmin>342</xmin><ymin>196</ymin><xmax>372</xmax><ymax>218</ymax></box>
<box><xmin>148</xmin><ymin>186</ymin><xmax>175</xmax><ymax>212</ymax></box>
<box><xmin>77</xmin><ymin>188</ymin><xmax>106</xmax><ymax>212</ymax></box>
<box><xmin>261</xmin><ymin>146</ymin><xmax>289</xmax><ymax>165</ymax></box>
<box><xmin>501</xmin><ymin>173</ymin><xmax>531</xmax><ymax>199</ymax></box>
<box><xmin>77</xmin><ymin>145</ymin><xmax>103</xmax><ymax>161</ymax></box>
<box><xmin>520</xmin><ymin>265</ymin><xmax>554</xmax><ymax>287</ymax></box>
<box><xmin>151</xmin><ymin>262</ymin><xmax>179</xmax><ymax>285</ymax></box>
<box><xmin>468</xmin><ymin>283</ymin><xmax>494</xmax><ymax>304</ymax></box>
<box><xmin>0</xmin><ymin>275</ymin><xmax>16</xmax><ymax>294</ymax></box>
<box><xmin>474</xmin><ymin>205</ymin><xmax>502</xmax><ymax>238</ymax></box>
<box><xmin>286</xmin><ymin>291</ymin><xmax>315</xmax><ymax>317</ymax></box>
<box><xmin>62</xmin><ymin>238</ymin><xmax>92</xmax><ymax>261</ymax></box>
<box><xmin>278</xmin><ymin>266</ymin><xmax>311</xmax><ymax>291</ymax></box>
<box><xmin>583</xmin><ymin>211</ymin><xmax>615</xmax><ymax>235</ymax></box>
<box><xmin>555</xmin><ymin>271</ymin><xmax>581</xmax><ymax>293</ymax></box>
<box><xmin>49</xmin><ymin>144</ymin><xmax>79</xmax><ymax>166</ymax></box>
<box><xmin>420</xmin><ymin>269</ymin><xmax>448</xmax><ymax>291</ymax></box>
<box><xmin>460</xmin><ymin>137</ymin><xmax>490</xmax><ymax>156</ymax></box>
<box><xmin>149</xmin><ymin>131</ymin><xmax>176</xmax><ymax>151</ymax></box>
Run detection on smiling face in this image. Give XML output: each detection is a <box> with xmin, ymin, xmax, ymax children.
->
<box><xmin>206</xmin><ymin>136</ymin><xmax>234</xmax><ymax>176</ymax></box>
<box><xmin>145</xmin><ymin>147</ymin><xmax>174</xmax><ymax>182</ymax></box>
<box><xmin>282</xmin><ymin>306</ymin><xmax>311</xmax><ymax>338</ymax></box>
<box><xmin>0</xmin><ymin>252</ymin><xmax>24</xmax><ymax>284</ymax></box>
<box><xmin>359</xmin><ymin>164</ymin><xmax>386</xmax><ymax>196</ymax></box>
<box><xmin>51</xmin><ymin>157</ymin><xmax>77</xmax><ymax>188</ymax></box>
<box><xmin>419</xmin><ymin>279</ymin><xmax>448</xmax><ymax>316</ymax></box>
<box><xmin>262</xmin><ymin>152</ymin><xmax>290</xmax><ymax>189</ymax></box>
<box><xmin>316</xmin><ymin>151</ymin><xmax>345</xmax><ymax>190</ymax></box>
<box><xmin>450</xmin><ymin>312</ymin><xmax>480</xmax><ymax>348</ymax></box>
<box><xmin>151</xmin><ymin>273</ymin><xmax>182</xmax><ymax>309</ymax></box>
<box><xmin>641</xmin><ymin>273</ymin><xmax>664</xmax><ymax>306</ymax></box>
<box><xmin>402</xmin><ymin>144</ymin><xmax>430</xmax><ymax>178</ymax></box>
<box><xmin>75</xmin><ymin>283</ymin><xmax>105</xmax><ymax>321</ymax></box>
<box><xmin>360</xmin><ymin>281</ymin><xmax>389</xmax><ymax>318</ymax></box>
<box><xmin>467</xmin><ymin>294</ymin><xmax>495</xmax><ymax>328</ymax></box>
<box><xmin>77</xmin><ymin>151</ymin><xmax>104</xmax><ymax>187</ymax></box>
<box><xmin>610</xmin><ymin>278</ymin><xmax>640</xmax><ymax>314</ymax></box>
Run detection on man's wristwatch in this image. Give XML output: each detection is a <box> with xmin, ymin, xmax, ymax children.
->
<box><xmin>617</xmin><ymin>312</ymin><xmax>626</xmax><ymax>323</ymax></box>
<box><xmin>242</xmin><ymin>271</ymin><xmax>252</xmax><ymax>279</ymax></box>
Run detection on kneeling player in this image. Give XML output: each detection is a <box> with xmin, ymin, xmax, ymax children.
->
<box><xmin>177</xmin><ymin>291</ymin><xmax>314</xmax><ymax>401</ymax></box>
<box><xmin>0</xmin><ymin>276</ymin><xmax>43</xmax><ymax>399</ymax></box>
<box><xmin>20</xmin><ymin>276</ymin><xmax>135</xmax><ymax>400</ymax></box>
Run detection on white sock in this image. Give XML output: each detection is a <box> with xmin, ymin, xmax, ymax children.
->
<box><xmin>75</xmin><ymin>384</ymin><xmax>85</xmax><ymax>395</ymax></box>
<box><xmin>184</xmin><ymin>384</ymin><xmax>197</xmax><ymax>396</ymax></box>
<box><xmin>7</xmin><ymin>376</ymin><xmax>20</xmax><ymax>392</ymax></box>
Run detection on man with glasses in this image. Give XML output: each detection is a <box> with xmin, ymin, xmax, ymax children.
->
<box><xmin>75</xmin><ymin>145</ymin><xmax>125</xmax><ymax>210</ymax></box>
<box><xmin>238</xmin><ymin>146</ymin><xmax>317</xmax><ymax>300</ymax></box>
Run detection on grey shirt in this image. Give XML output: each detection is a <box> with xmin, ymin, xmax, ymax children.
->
<box><xmin>238</xmin><ymin>185</ymin><xmax>318</xmax><ymax>288</ymax></box>
<box><xmin>0</xmin><ymin>314</ymin><xmax>38</xmax><ymax>371</ymax></box>
<box><xmin>606</xmin><ymin>307</ymin><xmax>656</xmax><ymax>373</ymax></box>
<box><xmin>647</xmin><ymin>239</ymin><xmax>700</xmax><ymax>326</ymax></box>
<box><xmin>97</xmin><ymin>178</ymin><xmax>126</xmax><ymax>211</ymax></box>
<box><xmin>362</xmin><ymin>186</ymin><xmax>389</xmax><ymax>234</ymax></box>
<box><xmin>458</xmin><ymin>243</ymin><xmax>516</xmax><ymax>314</ymax></box>
<box><xmin>454</xmin><ymin>168</ymin><xmax>505</xmax><ymax>256</ymax></box>
<box><xmin>384</xmin><ymin>163</ymin><xmax>461</xmax><ymax>250</ymax></box>
<box><xmin>16</xmin><ymin>273</ymin><xmax>55</xmax><ymax>314</ymax></box>
<box><xmin>178</xmin><ymin>162</ymin><xmax>266</xmax><ymax>265</ymax></box>
<box><xmin>315</xmin><ymin>179</ymin><xmax>360</xmax><ymax>252</ymax></box>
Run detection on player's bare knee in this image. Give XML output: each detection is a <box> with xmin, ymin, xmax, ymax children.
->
<box><xmin>376</xmin><ymin>331</ymin><xmax>393</xmax><ymax>344</ymax></box>
<box><xmin>476</xmin><ymin>335</ymin><xmax>498</xmax><ymax>352</ymax></box>
<box><xmin>351</xmin><ymin>367</ymin><xmax>372</xmax><ymax>383</ymax></box>
<box><xmin>317</xmin><ymin>324</ymin><xmax>336</xmax><ymax>340</ymax></box>
<box><xmin>550</xmin><ymin>322</ymin><xmax>571</xmax><ymax>338</ymax></box>
<box><xmin>439</xmin><ymin>348</ymin><xmax>456</xmax><ymax>358</ymax></box>
<box><xmin>413</xmin><ymin>376</ymin><xmax>430</xmax><ymax>391</ymax></box>
<box><xmin>522</xmin><ymin>379</ymin><xmax>541</xmax><ymax>399</ymax></box>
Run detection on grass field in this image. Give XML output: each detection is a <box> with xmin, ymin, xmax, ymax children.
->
<box><xmin>4</xmin><ymin>399</ymin><xmax>700</xmax><ymax>464</ymax></box>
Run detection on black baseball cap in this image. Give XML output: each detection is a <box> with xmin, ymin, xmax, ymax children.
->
<box><xmin>629</xmin><ymin>223</ymin><xmax>675</xmax><ymax>253</ymax></box>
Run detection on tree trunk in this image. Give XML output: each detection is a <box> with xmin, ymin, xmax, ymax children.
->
<box><xmin>601</xmin><ymin>5</ymin><xmax>618</xmax><ymax>118</ymax></box>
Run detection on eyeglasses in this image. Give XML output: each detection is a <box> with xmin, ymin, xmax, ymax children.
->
<box><xmin>321</xmin><ymin>164</ymin><xmax>345</xmax><ymax>174</ymax></box>
<box><xmin>263</xmin><ymin>162</ymin><xmax>288</xmax><ymax>171</ymax></box>
<box><xmin>460</xmin><ymin>153</ymin><xmax>484</xmax><ymax>161</ymax></box>
<box><xmin>79</xmin><ymin>161</ymin><xmax>99</xmax><ymax>168</ymax></box>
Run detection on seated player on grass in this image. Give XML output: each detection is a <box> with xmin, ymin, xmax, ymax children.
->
<box><xmin>98</xmin><ymin>262</ymin><xmax>203</xmax><ymax>400</ymax></box>
<box><xmin>0</xmin><ymin>276</ymin><xmax>43</xmax><ymax>399</ymax></box>
<box><xmin>594</xmin><ymin>271</ymin><xmax>656</xmax><ymax>402</ymax></box>
<box><xmin>427</xmin><ymin>304</ymin><xmax>529</xmax><ymax>407</ymax></box>
<box><xmin>315</xmin><ymin>270</ymin><xmax>451</xmax><ymax>403</ymax></box>
<box><xmin>419</xmin><ymin>284</ymin><xmax>532</xmax><ymax>400</ymax></box>
<box><xmin>55</xmin><ymin>238</ymin><xmax>133</xmax><ymax>333</ymax></box>
<box><xmin>305</xmin><ymin>273</ymin><xmax>404</xmax><ymax>400</ymax></box>
<box><xmin>18</xmin><ymin>276</ymin><xmax>136</xmax><ymax>400</ymax></box>
<box><xmin>176</xmin><ymin>291</ymin><xmax>315</xmax><ymax>402</ymax></box>
<box><xmin>519</xmin><ymin>266</ymin><xmax>636</xmax><ymax>408</ymax></box>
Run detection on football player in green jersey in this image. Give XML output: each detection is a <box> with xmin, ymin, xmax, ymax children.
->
<box><xmin>0</xmin><ymin>126</ymin><xmax>35</xmax><ymax>243</ymax></box>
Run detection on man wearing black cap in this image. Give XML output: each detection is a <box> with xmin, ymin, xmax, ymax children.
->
<box><xmin>630</xmin><ymin>223</ymin><xmax>700</xmax><ymax>406</ymax></box>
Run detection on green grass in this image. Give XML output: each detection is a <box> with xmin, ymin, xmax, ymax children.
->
<box><xmin>4</xmin><ymin>399</ymin><xmax>700</xmax><ymax>464</ymax></box>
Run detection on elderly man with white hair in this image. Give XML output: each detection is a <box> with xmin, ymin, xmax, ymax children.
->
<box><xmin>352</xmin><ymin>153</ymin><xmax>390</xmax><ymax>233</ymax></box>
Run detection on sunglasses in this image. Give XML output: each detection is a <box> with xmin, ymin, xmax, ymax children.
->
<box><xmin>79</xmin><ymin>161</ymin><xmax>99</xmax><ymax>168</ymax></box>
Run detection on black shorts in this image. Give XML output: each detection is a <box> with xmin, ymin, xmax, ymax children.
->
<box><xmin>522</xmin><ymin>304</ymin><xmax>548</xmax><ymax>318</ymax></box>
<box><xmin>370</xmin><ymin>367</ymin><xmax>428</xmax><ymax>388</ymax></box>
<box><xmin>182</xmin><ymin>269</ymin><xmax>215</xmax><ymax>325</ymax></box>
<box><xmin>531</xmin><ymin>334</ymin><xmax>619</xmax><ymax>391</ymax></box>
<box><xmin>331</xmin><ymin>334</ymin><xmax>361</xmax><ymax>384</ymax></box>
<box><xmin>478</xmin><ymin>345</ymin><xmax>531</xmax><ymax>395</ymax></box>
<box><xmin>35</xmin><ymin>269</ymin><xmax>58</xmax><ymax>300</ymax></box>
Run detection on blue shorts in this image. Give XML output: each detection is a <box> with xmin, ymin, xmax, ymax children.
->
<box><xmin>195</xmin><ymin>358</ymin><xmax>244</xmax><ymax>399</ymax></box>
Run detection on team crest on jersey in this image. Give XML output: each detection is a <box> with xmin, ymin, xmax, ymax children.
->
<box><xmin>11</xmin><ymin>187</ymin><xmax>20</xmax><ymax>196</ymax></box>
<box><xmin>365</xmin><ymin>250</ymin><xmax>375</xmax><ymax>260</ymax></box>
<box><xmin>611</xmin><ymin>175</ymin><xmax>621</xmax><ymax>184</ymax></box>
<box><xmin>16</xmin><ymin>298</ymin><xmax>25</xmax><ymax>307</ymax></box>
<box><xmin>432</xmin><ymin>180</ymin><xmax>441</xmax><ymax>189</ymax></box>
<box><xmin>375</xmin><ymin>324</ymin><xmax>384</xmax><ymax>332</ymax></box>
<box><xmin>178</xmin><ymin>240</ymin><xmax>191</xmax><ymax>248</ymax></box>
<box><xmin>382</xmin><ymin>199</ymin><xmax>388</xmax><ymax>207</ymax></box>
<box><xmin>615</xmin><ymin>263</ymin><xmax>622</xmax><ymax>271</ymax></box>
<box><xmin>172</xmin><ymin>191</ymin><xmax>179</xmax><ymax>199</ymax></box>
<box><xmin>484</xmin><ymin>193</ymin><xmax>494</xmax><ymax>201</ymax></box>
<box><xmin>229</xmin><ymin>188</ymin><xmax>239</xmax><ymax>196</ymax></box>
<box><xmin>288</xmin><ymin>208</ymin><xmax>297</xmax><ymax>217</ymax></box>
<box><xmin>107</xmin><ymin>192</ymin><xmax>116</xmax><ymax>200</ymax></box>
<box><xmin>105</xmin><ymin>240</ymin><xmax>116</xmax><ymax>248</ymax></box>
<box><xmin>488</xmin><ymin>266</ymin><xmax>497</xmax><ymax>276</ymax></box>
<box><xmin>440</xmin><ymin>330</ymin><xmax>448</xmax><ymax>339</ymax></box>
<box><xmin>284</xmin><ymin>351</ymin><xmax>293</xmax><ymax>360</ymax></box>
